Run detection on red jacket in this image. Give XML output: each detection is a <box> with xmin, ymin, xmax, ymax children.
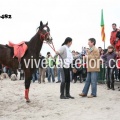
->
<box><xmin>110</xmin><ymin>30</ymin><xmax>117</xmax><ymax>46</ymax></box>
<box><xmin>117</xmin><ymin>57</ymin><xmax>120</xmax><ymax>69</ymax></box>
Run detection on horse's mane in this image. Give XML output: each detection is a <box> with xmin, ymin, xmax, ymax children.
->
<box><xmin>0</xmin><ymin>44</ymin><xmax>7</xmax><ymax>48</ymax></box>
<box><xmin>5</xmin><ymin>45</ymin><xmax>14</xmax><ymax>57</ymax></box>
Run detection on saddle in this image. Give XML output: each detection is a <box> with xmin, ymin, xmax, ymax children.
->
<box><xmin>8</xmin><ymin>41</ymin><xmax>28</xmax><ymax>69</ymax></box>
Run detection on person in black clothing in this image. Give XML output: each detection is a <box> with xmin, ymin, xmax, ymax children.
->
<box><xmin>102</xmin><ymin>45</ymin><xmax>116</xmax><ymax>90</ymax></box>
<box><xmin>55</xmin><ymin>37</ymin><xmax>74</xmax><ymax>99</ymax></box>
<box><xmin>72</xmin><ymin>54</ymin><xmax>87</xmax><ymax>83</ymax></box>
<box><xmin>72</xmin><ymin>58</ymin><xmax>82</xmax><ymax>83</ymax></box>
<box><xmin>116</xmin><ymin>28</ymin><xmax>120</xmax><ymax>40</ymax></box>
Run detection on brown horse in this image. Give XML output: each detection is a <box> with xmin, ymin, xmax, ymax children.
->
<box><xmin>0</xmin><ymin>21</ymin><xmax>52</xmax><ymax>102</ymax></box>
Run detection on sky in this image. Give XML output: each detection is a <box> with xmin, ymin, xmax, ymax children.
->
<box><xmin>0</xmin><ymin>0</ymin><xmax>120</xmax><ymax>56</ymax></box>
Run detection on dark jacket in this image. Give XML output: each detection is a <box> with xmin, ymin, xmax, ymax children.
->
<box><xmin>116</xmin><ymin>31</ymin><xmax>120</xmax><ymax>39</ymax></box>
<box><xmin>102</xmin><ymin>52</ymin><xmax>116</xmax><ymax>67</ymax></box>
<box><xmin>39</xmin><ymin>56</ymin><xmax>46</xmax><ymax>68</ymax></box>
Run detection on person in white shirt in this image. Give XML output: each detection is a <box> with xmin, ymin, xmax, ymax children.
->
<box><xmin>56</xmin><ymin>37</ymin><xmax>74</xmax><ymax>99</ymax></box>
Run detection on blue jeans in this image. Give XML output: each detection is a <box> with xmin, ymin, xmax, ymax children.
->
<box><xmin>57</xmin><ymin>68</ymin><xmax>61</xmax><ymax>81</ymax></box>
<box><xmin>82</xmin><ymin>72</ymin><xmax>98</xmax><ymax>96</ymax></box>
<box><xmin>114</xmin><ymin>67</ymin><xmax>118</xmax><ymax>80</ymax></box>
<box><xmin>32</xmin><ymin>69</ymin><xmax>39</xmax><ymax>82</ymax></box>
<box><xmin>32</xmin><ymin>73</ymin><xmax>36</xmax><ymax>82</ymax></box>
<box><xmin>48</xmin><ymin>67</ymin><xmax>55</xmax><ymax>82</ymax></box>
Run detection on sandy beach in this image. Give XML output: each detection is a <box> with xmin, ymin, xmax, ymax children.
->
<box><xmin>0</xmin><ymin>78</ymin><xmax>120</xmax><ymax>120</ymax></box>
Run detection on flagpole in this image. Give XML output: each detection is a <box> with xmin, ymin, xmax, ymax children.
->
<box><xmin>101</xmin><ymin>9</ymin><xmax>106</xmax><ymax>83</ymax></box>
<box><xmin>104</xmin><ymin>40</ymin><xmax>105</xmax><ymax>50</ymax></box>
<box><xmin>101</xmin><ymin>9</ymin><xmax>105</xmax><ymax>50</ymax></box>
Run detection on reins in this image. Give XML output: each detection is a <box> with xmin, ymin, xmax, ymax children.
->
<box><xmin>44</xmin><ymin>41</ymin><xmax>65</xmax><ymax>65</ymax></box>
<box><xmin>44</xmin><ymin>41</ymin><xmax>56</xmax><ymax>52</ymax></box>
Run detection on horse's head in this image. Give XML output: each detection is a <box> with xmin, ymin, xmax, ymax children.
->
<box><xmin>38</xmin><ymin>21</ymin><xmax>52</xmax><ymax>43</ymax></box>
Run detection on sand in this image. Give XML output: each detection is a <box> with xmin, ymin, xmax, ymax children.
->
<box><xmin>0</xmin><ymin>78</ymin><xmax>120</xmax><ymax>120</ymax></box>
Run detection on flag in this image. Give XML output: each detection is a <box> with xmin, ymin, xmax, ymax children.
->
<box><xmin>101</xmin><ymin>9</ymin><xmax>105</xmax><ymax>42</ymax></box>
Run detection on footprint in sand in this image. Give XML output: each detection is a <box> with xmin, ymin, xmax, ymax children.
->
<box><xmin>106</xmin><ymin>107</ymin><xmax>111</xmax><ymax>110</ymax></box>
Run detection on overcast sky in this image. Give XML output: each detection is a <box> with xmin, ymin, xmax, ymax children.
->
<box><xmin>0</xmin><ymin>0</ymin><xmax>120</xmax><ymax>56</ymax></box>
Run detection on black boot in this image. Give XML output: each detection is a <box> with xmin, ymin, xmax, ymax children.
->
<box><xmin>110</xmin><ymin>69</ymin><xmax>115</xmax><ymax>90</ymax></box>
<box><xmin>111</xmin><ymin>81</ymin><xmax>115</xmax><ymax>90</ymax></box>
<box><xmin>66</xmin><ymin>82</ymin><xmax>74</xmax><ymax>99</ymax></box>
<box><xmin>60</xmin><ymin>82</ymin><xmax>69</xmax><ymax>99</ymax></box>
<box><xmin>74</xmin><ymin>79</ymin><xmax>77</xmax><ymax>83</ymax></box>
<box><xmin>107</xmin><ymin>80</ymin><xmax>111</xmax><ymax>89</ymax></box>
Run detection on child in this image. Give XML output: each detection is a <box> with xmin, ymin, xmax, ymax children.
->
<box><xmin>102</xmin><ymin>45</ymin><xmax>116</xmax><ymax>90</ymax></box>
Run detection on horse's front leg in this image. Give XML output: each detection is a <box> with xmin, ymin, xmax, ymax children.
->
<box><xmin>24</xmin><ymin>71</ymin><xmax>32</xmax><ymax>103</ymax></box>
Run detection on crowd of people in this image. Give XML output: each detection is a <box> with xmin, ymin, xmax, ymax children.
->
<box><xmin>0</xmin><ymin>65</ymin><xmax>17</xmax><ymax>78</ymax></box>
<box><xmin>30</xmin><ymin>46</ymin><xmax>87</xmax><ymax>84</ymax></box>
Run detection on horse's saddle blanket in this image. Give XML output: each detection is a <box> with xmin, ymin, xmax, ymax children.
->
<box><xmin>8</xmin><ymin>41</ymin><xmax>28</xmax><ymax>61</ymax></box>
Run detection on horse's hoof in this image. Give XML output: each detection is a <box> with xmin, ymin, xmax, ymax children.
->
<box><xmin>26</xmin><ymin>99</ymin><xmax>31</xmax><ymax>103</ymax></box>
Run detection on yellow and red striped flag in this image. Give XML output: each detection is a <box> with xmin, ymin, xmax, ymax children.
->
<box><xmin>101</xmin><ymin>9</ymin><xmax>105</xmax><ymax>42</ymax></box>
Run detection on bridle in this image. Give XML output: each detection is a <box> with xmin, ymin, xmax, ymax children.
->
<box><xmin>38</xmin><ymin>26</ymin><xmax>56</xmax><ymax>53</ymax></box>
<box><xmin>38</xmin><ymin>26</ymin><xmax>50</xmax><ymax>41</ymax></box>
<box><xmin>39</xmin><ymin>31</ymin><xmax>50</xmax><ymax>41</ymax></box>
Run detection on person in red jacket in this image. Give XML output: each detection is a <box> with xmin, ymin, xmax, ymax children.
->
<box><xmin>110</xmin><ymin>23</ymin><xmax>118</xmax><ymax>47</ymax></box>
<box><xmin>115</xmin><ymin>27</ymin><xmax>120</xmax><ymax>51</ymax></box>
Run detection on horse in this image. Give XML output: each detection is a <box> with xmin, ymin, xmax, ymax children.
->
<box><xmin>0</xmin><ymin>21</ymin><xmax>52</xmax><ymax>102</ymax></box>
